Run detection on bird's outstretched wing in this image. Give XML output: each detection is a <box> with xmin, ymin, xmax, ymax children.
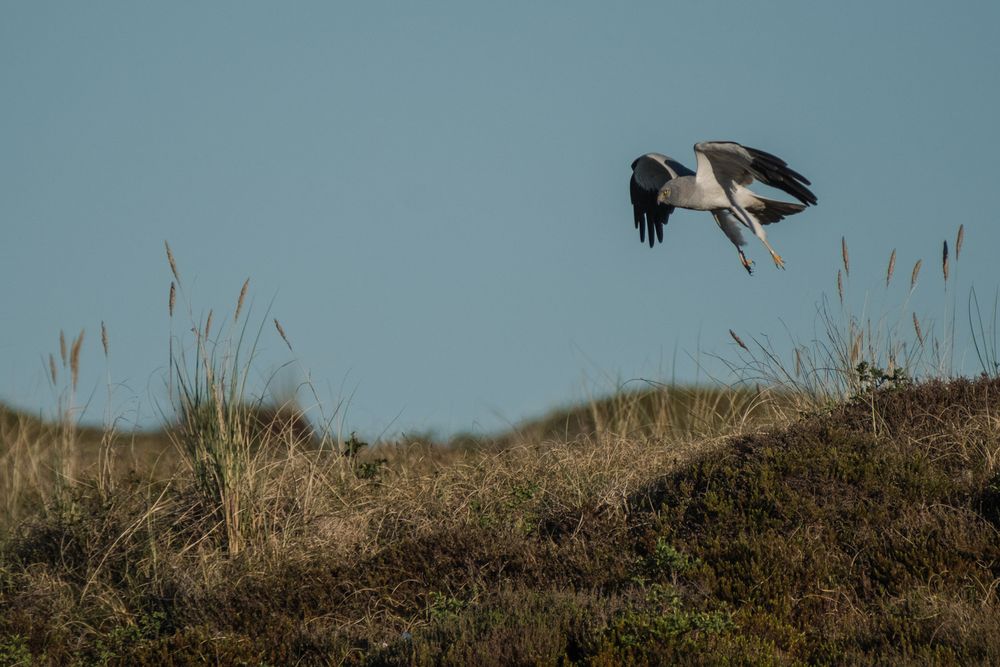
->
<box><xmin>630</xmin><ymin>153</ymin><xmax>694</xmax><ymax>247</ymax></box>
<box><xmin>693</xmin><ymin>142</ymin><xmax>817</xmax><ymax>207</ymax></box>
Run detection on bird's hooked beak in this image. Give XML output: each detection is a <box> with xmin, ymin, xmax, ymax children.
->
<box><xmin>657</xmin><ymin>187</ymin><xmax>671</xmax><ymax>204</ymax></box>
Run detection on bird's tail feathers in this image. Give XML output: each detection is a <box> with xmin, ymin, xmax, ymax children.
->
<box><xmin>754</xmin><ymin>197</ymin><xmax>806</xmax><ymax>225</ymax></box>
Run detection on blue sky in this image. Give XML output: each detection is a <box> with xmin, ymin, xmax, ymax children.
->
<box><xmin>2</xmin><ymin>2</ymin><xmax>998</xmax><ymax>436</ymax></box>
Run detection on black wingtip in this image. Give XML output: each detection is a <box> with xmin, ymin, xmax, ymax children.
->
<box><xmin>744</xmin><ymin>145</ymin><xmax>818</xmax><ymax>207</ymax></box>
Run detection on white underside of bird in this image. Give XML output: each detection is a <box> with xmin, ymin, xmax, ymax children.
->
<box><xmin>629</xmin><ymin>142</ymin><xmax>817</xmax><ymax>274</ymax></box>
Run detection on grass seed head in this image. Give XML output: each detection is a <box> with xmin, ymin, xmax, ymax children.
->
<box><xmin>886</xmin><ymin>249</ymin><xmax>896</xmax><ymax>288</ymax></box>
<box><xmin>841</xmin><ymin>237</ymin><xmax>850</xmax><ymax>277</ymax></box>
<box><xmin>70</xmin><ymin>330</ymin><xmax>84</xmax><ymax>392</ymax></box>
<box><xmin>205</xmin><ymin>310</ymin><xmax>213</xmax><ymax>339</ymax></box>
<box><xmin>913</xmin><ymin>312</ymin><xmax>924</xmax><ymax>345</ymax></box>
<box><xmin>169</xmin><ymin>282</ymin><xmax>176</xmax><ymax>318</ymax></box>
<box><xmin>956</xmin><ymin>224</ymin><xmax>965</xmax><ymax>260</ymax></box>
<box><xmin>729</xmin><ymin>329</ymin><xmax>749</xmax><ymax>351</ymax></box>
<box><xmin>59</xmin><ymin>330</ymin><xmax>67</xmax><ymax>366</ymax></box>
<box><xmin>942</xmin><ymin>240</ymin><xmax>950</xmax><ymax>282</ymax></box>
<box><xmin>164</xmin><ymin>240</ymin><xmax>180</xmax><ymax>283</ymax></box>
<box><xmin>49</xmin><ymin>354</ymin><xmax>58</xmax><ymax>385</ymax></box>
<box><xmin>837</xmin><ymin>270</ymin><xmax>844</xmax><ymax>305</ymax></box>
<box><xmin>850</xmin><ymin>332</ymin><xmax>862</xmax><ymax>366</ymax></box>
<box><xmin>101</xmin><ymin>321</ymin><xmax>109</xmax><ymax>357</ymax></box>
<box><xmin>275</xmin><ymin>318</ymin><xmax>292</xmax><ymax>350</ymax></box>
<box><xmin>910</xmin><ymin>259</ymin><xmax>922</xmax><ymax>290</ymax></box>
<box><xmin>235</xmin><ymin>278</ymin><xmax>249</xmax><ymax>322</ymax></box>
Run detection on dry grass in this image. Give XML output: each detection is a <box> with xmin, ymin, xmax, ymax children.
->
<box><xmin>0</xmin><ymin>406</ymin><xmax>177</xmax><ymax>528</ymax></box>
<box><xmin>348</xmin><ymin>398</ymin><xmax>759</xmax><ymax>552</ymax></box>
<box><xmin>724</xmin><ymin>229</ymin><xmax>974</xmax><ymax>406</ymax></box>
<box><xmin>4</xmin><ymin>376</ymin><xmax>999</xmax><ymax>664</ymax></box>
<box><xmin>3</xmin><ymin>232</ymin><xmax>999</xmax><ymax>664</ymax></box>
<box><xmin>0</xmin><ymin>378</ymin><xmax>784</xmax><ymax>557</ymax></box>
<box><xmin>0</xmin><ymin>376</ymin><xmax>790</xmax><ymax>662</ymax></box>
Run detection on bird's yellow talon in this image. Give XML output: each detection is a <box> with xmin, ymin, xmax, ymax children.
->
<box><xmin>772</xmin><ymin>253</ymin><xmax>785</xmax><ymax>270</ymax></box>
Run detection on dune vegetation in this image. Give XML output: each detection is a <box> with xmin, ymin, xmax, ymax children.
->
<box><xmin>3</xmin><ymin>233</ymin><xmax>1000</xmax><ymax>665</ymax></box>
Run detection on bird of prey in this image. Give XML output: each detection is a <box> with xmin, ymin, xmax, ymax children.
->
<box><xmin>629</xmin><ymin>142</ymin><xmax>817</xmax><ymax>274</ymax></box>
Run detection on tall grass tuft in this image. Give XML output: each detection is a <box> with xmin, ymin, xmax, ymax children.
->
<box><xmin>721</xmin><ymin>234</ymin><xmax>980</xmax><ymax>407</ymax></box>
<box><xmin>170</xmin><ymin>310</ymin><xmax>255</xmax><ymax>554</ymax></box>
<box><xmin>165</xmin><ymin>252</ymin><xmax>304</xmax><ymax>555</ymax></box>
<box><xmin>3</xmin><ymin>329</ymin><xmax>90</xmax><ymax>524</ymax></box>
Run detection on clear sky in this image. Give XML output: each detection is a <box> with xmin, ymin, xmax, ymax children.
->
<box><xmin>3</xmin><ymin>2</ymin><xmax>998</xmax><ymax>436</ymax></box>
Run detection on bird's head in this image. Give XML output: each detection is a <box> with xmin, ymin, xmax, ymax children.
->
<box><xmin>657</xmin><ymin>187</ymin><xmax>672</xmax><ymax>205</ymax></box>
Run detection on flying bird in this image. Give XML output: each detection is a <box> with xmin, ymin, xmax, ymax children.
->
<box><xmin>629</xmin><ymin>142</ymin><xmax>817</xmax><ymax>274</ymax></box>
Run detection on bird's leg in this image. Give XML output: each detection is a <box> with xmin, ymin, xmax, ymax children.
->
<box><xmin>738</xmin><ymin>248</ymin><xmax>754</xmax><ymax>275</ymax></box>
<box><xmin>734</xmin><ymin>205</ymin><xmax>785</xmax><ymax>270</ymax></box>
<box><xmin>760</xmin><ymin>239</ymin><xmax>785</xmax><ymax>270</ymax></box>
<box><xmin>727</xmin><ymin>197</ymin><xmax>787</xmax><ymax>271</ymax></box>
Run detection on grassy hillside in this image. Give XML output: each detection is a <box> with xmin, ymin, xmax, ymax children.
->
<box><xmin>5</xmin><ymin>235</ymin><xmax>996</xmax><ymax>664</ymax></box>
<box><xmin>2</xmin><ymin>375</ymin><xmax>999</xmax><ymax>665</ymax></box>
